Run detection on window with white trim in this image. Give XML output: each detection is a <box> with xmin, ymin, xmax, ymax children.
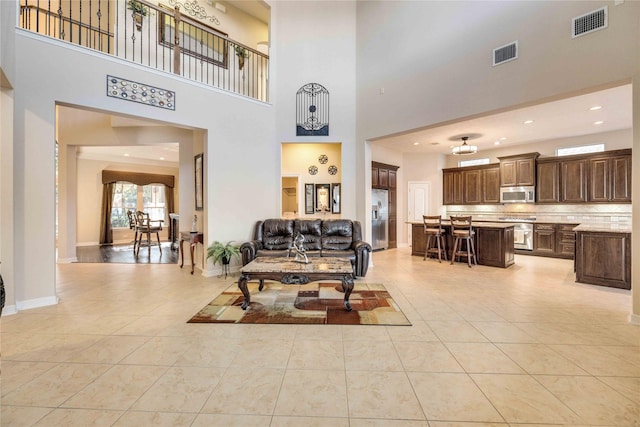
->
<box><xmin>111</xmin><ymin>182</ymin><xmax>166</xmax><ymax>228</ymax></box>
<box><xmin>459</xmin><ymin>158</ymin><xmax>490</xmax><ymax>167</ymax></box>
<box><xmin>556</xmin><ymin>143</ymin><xmax>605</xmax><ymax>156</ymax></box>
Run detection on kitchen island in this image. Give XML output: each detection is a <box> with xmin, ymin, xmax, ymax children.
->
<box><xmin>574</xmin><ymin>223</ymin><xmax>632</xmax><ymax>290</ymax></box>
<box><xmin>410</xmin><ymin>221</ymin><xmax>515</xmax><ymax>268</ymax></box>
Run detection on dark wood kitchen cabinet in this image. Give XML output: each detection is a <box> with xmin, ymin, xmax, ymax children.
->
<box><xmin>372</xmin><ymin>161</ymin><xmax>399</xmax><ymax>248</ymax></box>
<box><xmin>443</xmin><ymin>164</ymin><xmax>500</xmax><ymax>205</ymax></box>
<box><xmin>533</xmin><ymin>223</ymin><xmax>556</xmax><ymax>255</ymax></box>
<box><xmin>561</xmin><ymin>158</ymin><xmax>588</xmax><ymax>203</ymax></box>
<box><xmin>588</xmin><ymin>154</ymin><xmax>631</xmax><ymax>203</ymax></box>
<box><xmin>575</xmin><ymin>229</ymin><xmax>631</xmax><ymax>290</ymax></box>
<box><xmin>536</xmin><ymin>160</ymin><xmax>560</xmax><ymax>203</ymax></box>
<box><xmin>556</xmin><ymin>224</ymin><xmax>578</xmax><ymax>259</ymax></box>
<box><xmin>498</xmin><ymin>153</ymin><xmax>539</xmax><ymax>187</ymax></box>
<box><xmin>443</xmin><ymin>170</ymin><xmax>463</xmax><ymax>205</ymax></box>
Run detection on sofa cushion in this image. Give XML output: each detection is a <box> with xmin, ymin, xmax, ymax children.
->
<box><xmin>294</xmin><ymin>219</ymin><xmax>322</xmax><ymax>251</ymax></box>
<box><xmin>262</xmin><ymin>219</ymin><xmax>294</xmax><ymax>250</ymax></box>
<box><xmin>321</xmin><ymin>219</ymin><xmax>353</xmax><ymax>250</ymax></box>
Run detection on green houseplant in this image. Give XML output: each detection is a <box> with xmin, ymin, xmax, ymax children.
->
<box><xmin>234</xmin><ymin>46</ymin><xmax>249</xmax><ymax>70</ymax></box>
<box><xmin>127</xmin><ymin>0</ymin><xmax>148</xmax><ymax>31</ymax></box>
<box><xmin>207</xmin><ymin>240</ymin><xmax>241</xmax><ymax>266</ymax></box>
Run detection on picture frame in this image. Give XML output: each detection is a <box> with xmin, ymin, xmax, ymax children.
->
<box><xmin>194</xmin><ymin>153</ymin><xmax>204</xmax><ymax>210</ymax></box>
<box><xmin>304</xmin><ymin>183</ymin><xmax>315</xmax><ymax>214</ymax></box>
<box><xmin>315</xmin><ymin>183</ymin><xmax>331</xmax><ymax>213</ymax></box>
<box><xmin>331</xmin><ymin>183</ymin><xmax>341</xmax><ymax>214</ymax></box>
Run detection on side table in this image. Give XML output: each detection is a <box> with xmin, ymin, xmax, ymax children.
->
<box><xmin>180</xmin><ymin>232</ymin><xmax>203</xmax><ymax>274</ymax></box>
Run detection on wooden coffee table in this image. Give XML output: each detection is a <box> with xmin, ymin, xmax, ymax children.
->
<box><xmin>238</xmin><ymin>257</ymin><xmax>355</xmax><ymax>311</ymax></box>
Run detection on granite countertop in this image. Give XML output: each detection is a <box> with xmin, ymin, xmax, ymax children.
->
<box><xmin>407</xmin><ymin>221</ymin><xmax>516</xmax><ymax>229</ymax></box>
<box><xmin>572</xmin><ymin>223</ymin><xmax>632</xmax><ymax>233</ymax></box>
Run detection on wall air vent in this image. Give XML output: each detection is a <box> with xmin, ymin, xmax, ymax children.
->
<box><xmin>572</xmin><ymin>6</ymin><xmax>608</xmax><ymax>38</ymax></box>
<box><xmin>492</xmin><ymin>41</ymin><xmax>518</xmax><ymax>66</ymax></box>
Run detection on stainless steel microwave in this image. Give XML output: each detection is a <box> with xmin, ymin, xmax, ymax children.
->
<box><xmin>500</xmin><ymin>186</ymin><xmax>535</xmax><ymax>204</ymax></box>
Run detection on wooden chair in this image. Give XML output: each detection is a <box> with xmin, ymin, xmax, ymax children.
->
<box><xmin>126</xmin><ymin>210</ymin><xmax>139</xmax><ymax>252</ymax></box>
<box><xmin>423</xmin><ymin>215</ymin><xmax>447</xmax><ymax>262</ymax></box>
<box><xmin>450</xmin><ymin>215</ymin><xmax>477</xmax><ymax>267</ymax></box>
<box><xmin>135</xmin><ymin>211</ymin><xmax>164</xmax><ymax>257</ymax></box>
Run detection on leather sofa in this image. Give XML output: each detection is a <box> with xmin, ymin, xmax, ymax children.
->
<box><xmin>240</xmin><ymin>218</ymin><xmax>372</xmax><ymax>277</ymax></box>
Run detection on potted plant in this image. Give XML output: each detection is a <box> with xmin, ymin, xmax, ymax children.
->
<box><xmin>207</xmin><ymin>240</ymin><xmax>241</xmax><ymax>266</ymax></box>
<box><xmin>235</xmin><ymin>46</ymin><xmax>249</xmax><ymax>70</ymax></box>
<box><xmin>127</xmin><ymin>0</ymin><xmax>148</xmax><ymax>31</ymax></box>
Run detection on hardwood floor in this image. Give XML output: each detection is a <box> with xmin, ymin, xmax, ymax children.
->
<box><xmin>75</xmin><ymin>242</ymin><xmax>178</xmax><ymax>264</ymax></box>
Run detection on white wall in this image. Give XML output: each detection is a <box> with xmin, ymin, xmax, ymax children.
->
<box><xmin>12</xmin><ymin>30</ymin><xmax>275</xmax><ymax>308</ymax></box>
<box><xmin>272</xmin><ymin>1</ymin><xmax>357</xmax><ymax>220</ymax></box>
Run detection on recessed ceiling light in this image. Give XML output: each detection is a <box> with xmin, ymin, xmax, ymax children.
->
<box><xmin>159</xmin><ymin>157</ymin><xmax>165</xmax><ymax>160</ymax></box>
<box><xmin>494</xmin><ymin>141</ymin><xmax>501</xmax><ymax>145</ymax></box>
<box><xmin>500</xmin><ymin>137</ymin><xmax>507</xmax><ymax>140</ymax></box>
<box><xmin>124</xmin><ymin>153</ymin><xmax>130</xmax><ymax>157</ymax></box>
<box><xmin>589</xmin><ymin>105</ymin><xmax>602</xmax><ymax>111</ymax></box>
<box><xmin>524</xmin><ymin>120</ymin><xmax>534</xmax><ymax>124</ymax></box>
<box><xmin>413</xmin><ymin>142</ymin><xmax>420</xmax><ymax>146</ymax></box>
<box><xmin>594</xmin><ymin>121</ymin><xmax>604</xmax><ymax>125</ymax></box>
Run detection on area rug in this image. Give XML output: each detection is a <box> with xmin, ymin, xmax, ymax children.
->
<box><xmin>188</xmin><ymin>281</ymin><xmax>411</xmax><ymax>325</ymax></box>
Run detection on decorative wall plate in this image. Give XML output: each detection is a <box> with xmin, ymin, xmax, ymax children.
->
<box><xmin>328</xmin><ymin>165</ymin><xmax>338</xmax><ymax>175</ymax></box>
<box><xmin>107</xmin><ymin>75</ymin><xmax>175</xmax><ymax>110</ymax></box>
<box><xmin>308</xmin><ymin>165</ymin><xmax>318</xmax><ymax>175</ymax></box>
<box><xmin>318</xmin><ymin>154</ymin><xmax>328</xmax><ymax>164</ymax></box>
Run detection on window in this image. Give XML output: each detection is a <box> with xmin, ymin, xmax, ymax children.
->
<box><xmin>111</xmin><ymin>182</ymin><xmax>166</xmax><ymax>228</ymax></box>
<box><xmin>459</xmin><ymin>158</ymin><xmax>490</xmax><ymax>167</ymax></box>
<box><xmin>556</xmin><ymin>143</ymin><xmax>604</xmax><ymax>156</ymax></box>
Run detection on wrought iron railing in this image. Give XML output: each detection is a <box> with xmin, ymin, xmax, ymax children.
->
<box><xmin>19</xmin><ymin>0</ymin><xmax>269</xmax><ymax>102</ymax></box>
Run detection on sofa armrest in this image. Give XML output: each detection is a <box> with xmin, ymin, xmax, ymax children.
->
<box><xmin>352</xmin><ymin>240</ymin><xmax>372</xmax><ymax>277</ymax></box>
<box><xmin>352</xmin><ymin>240</ymin><xmax>372</xmax><ymax>253</ymax></box>
<box><xmin>240</xmin><ymin>240</ymin><xmax>262</xmax><ymax>265</ymax></box>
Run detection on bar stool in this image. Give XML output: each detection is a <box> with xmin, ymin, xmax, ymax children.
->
<box><xmin>423</xmin><ymin>215</ymin><xmax>447</xmax><ymax>262</ymax></box>
<box><xmin>450</xmin><ymin>215</ymin><xmax>477</xmax><ymax>267</ymax></box>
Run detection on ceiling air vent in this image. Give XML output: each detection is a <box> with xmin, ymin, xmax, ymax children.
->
<box><xmin>493</xmin><ymin>41</ymin><xmax>518</xmax><ymax>66</ymax></box>
<box><xmin>572</xmin><ymin>6</ymin><xmax>607</xmax><ymax>38</ymax></box>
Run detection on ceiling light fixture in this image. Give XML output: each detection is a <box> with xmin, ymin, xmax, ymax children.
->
<box><xmin>524</xmin><ymin>120</ymin><xmax>534</xmax><ymax>124</ymax></box>
<box><xmin>594</xmin><ymin>120</ymin><xmax>604</xmax><ymax>125</ymax></box>
<box><xmin>589</xmin><ymin>105</ymin><xmax>602</xmax><ymax>111</ymax></box>
<box><xmin>413</xmin><ymin>142</ymin><xmax>420</xmax><ymax>146</ymax></box>
<box><xmin>452</xmin><ymin>136</ymin><xmax>478</xmax><ymax>155</ymax></box>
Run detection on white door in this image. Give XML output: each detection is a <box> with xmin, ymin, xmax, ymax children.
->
<box><xmin>408</xmin><ymin>182</ymin><xmax>430</xmax><ymax>245</ymax></box>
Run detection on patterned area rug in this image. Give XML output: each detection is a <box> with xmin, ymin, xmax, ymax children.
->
<box><xmin>188</xmin><ymin>282</ymin><xmax>411</xmax><ymax>326</ymax></box>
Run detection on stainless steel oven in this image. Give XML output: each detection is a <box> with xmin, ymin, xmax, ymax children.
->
<box><xmin>499</xmin><ymin>217</ymin><xmax>534</xmax><ymax>250</ymax></box>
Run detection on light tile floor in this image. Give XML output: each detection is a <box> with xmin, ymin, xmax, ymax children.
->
<box><xmin>1</xmin><ymin>248</ymin><xmax>639</xmax><ymax>426</ymax></box>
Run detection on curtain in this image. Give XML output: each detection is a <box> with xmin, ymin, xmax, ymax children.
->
<box><xmin>164</xmin><ymin>185</ymin><xmax>175</xmax><ymax>239</ymax></box>
<box><xmin>99</xmin><ymin>182</ymin><xmax>115</xmax><ymax>245</ymax></box>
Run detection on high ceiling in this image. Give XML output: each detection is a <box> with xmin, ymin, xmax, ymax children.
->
<box><xmin>371</xmin><ymin>84</ymin><xmax>632</xmax><ymax>155</ymax></box>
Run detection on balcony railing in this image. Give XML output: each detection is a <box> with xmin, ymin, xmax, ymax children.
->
<box><xmin>19</xmin><ymin>0</ymin><xmax>269</xmax><ymax>102</ymax></box>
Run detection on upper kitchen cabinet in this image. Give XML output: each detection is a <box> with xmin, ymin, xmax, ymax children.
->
<box><xmin>443</xmin><ymin>164</ymin><xmax>500</xmax><ymax>205</ymax></box>
<box><xmin>536</xmin><ymin>149</ymin><xmax>631</xmax><ymax>204</ymax></box>
<box><xmin>536</xmin><ymin>159</ymin><xmax>560</xmax><ymax>203</ymax></box>
<box><xmin>498</xmin><ymin>153</ymin><xmax>539</xmax><ymax>187</ymax></box>
<box><xmin>588</xmin><ymin>152</ymin><xmax>632</xmax><ymax>203</ymax></box>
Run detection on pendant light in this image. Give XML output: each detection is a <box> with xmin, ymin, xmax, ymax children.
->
<box><xmin>452</xmin><ymin>136</ymin><xmax>478</xmax><ymax>155</ymax></box>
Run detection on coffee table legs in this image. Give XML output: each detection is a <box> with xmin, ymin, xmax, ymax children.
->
<box><xmin>341</xmin><ymin>275</ymin><xmax>354</xmax><ymax>311</ymax></box>
<box><xmin>238</xmin><ymin>274</ymin><xmax>355</xmax><ymax>312</ymax></box>
<box><xmin>238</xmin><ymin>274</ymin><xmax>250</xmax><ymax>310</ymax></box>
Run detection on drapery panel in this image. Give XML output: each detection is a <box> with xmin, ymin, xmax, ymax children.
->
<box><xmin>99</xmin><ymin>182</ymin><xmax>115</xmax><ymax>245</ymax></box>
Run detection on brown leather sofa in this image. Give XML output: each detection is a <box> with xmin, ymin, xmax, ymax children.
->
<box><xmin>240</xmin><ymin>218</ymin><xmax>372</xmax><ymax>277</ymax></box>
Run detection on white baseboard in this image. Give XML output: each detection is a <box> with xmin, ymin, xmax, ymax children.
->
<box><xmin>76</xmin><ymin>241</ymin><xmax>100</xmax><ymax>247</ymax></box>
<box><xmin>1</xmin><ymin>304</ymin><xmax>18</xmax><ymax>316</ymax></box>
<box><xmin>629</xmin><ymin>313</ymin><xmax>640</xmax><ymax>326</ymax></box>
<box><xmin>16</xmin><ymin>295</ymin><xmax>59</xmax><ymax>311</ymax></box>
<box><xmin>57</xmin><ymin>257</ymin><xmax>78</xmax><ymax>264</ymax></box>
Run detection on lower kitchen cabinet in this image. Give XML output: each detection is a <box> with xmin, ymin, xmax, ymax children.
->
<box><xmin>411</xmin><ymin>222</ymin><xmax>514</xmax><ymax>268</ymax></box>
<box><xmin>532</xmin><ymin>223</ymin><xmax>577</xmax><ymax>259</ymax></box>
<box><xmin>575</xmin><ymin>230</ymin><xmax>631</xmax><ymax>290</ymax></box>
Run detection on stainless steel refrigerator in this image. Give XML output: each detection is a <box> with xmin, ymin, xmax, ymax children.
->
<box><xmin>371</xmin><ymin>189</ymin><xmax>389</xmax><ymax>250</ymax></box>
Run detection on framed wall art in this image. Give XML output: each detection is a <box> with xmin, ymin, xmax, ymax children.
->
<box><xmin>194</xmin><ymin>153</ymin><xmax>204</xmax><ymax>210</ymax></box>
<box><xmin>331</xmin><ymin>183</ymin><xmax>341</xmax><ymax>214</ymax></box>
<box><xmin>305</xmin><ymin>183</ymin><xmax>315</xmax><ymax>214</ymax></box>
<box><xmin>315</xmin><ymin>183</ymin><xmax>331</xmax><ymax>213</ymax></box>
